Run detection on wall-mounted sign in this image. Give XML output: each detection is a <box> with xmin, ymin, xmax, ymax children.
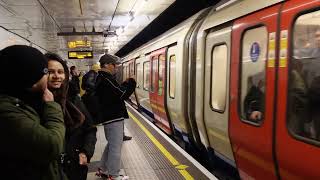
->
<box><xmin>250</xmin><ymin>42</ymin><xmax>260</xmax><ymax>62</ymax></box>
<box><xmin>68</xmin><ymin>51</ymin><xmax>93</xmax><ymax>59</ymax></box>
<box><xmin>68</xmin><ymin>40</ymin><xmax>91</xmax><ymax>48</ymax></box>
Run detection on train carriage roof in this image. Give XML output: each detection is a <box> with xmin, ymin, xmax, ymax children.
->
<box><xmin>200</xmin><ymin>0</ymin><xmax>284</xmax><ymax>31</ymax></box>
<box><xmin>122</xmin><ymin>7</ymin><xmax>213</xmax><ymax>61</ymax></box>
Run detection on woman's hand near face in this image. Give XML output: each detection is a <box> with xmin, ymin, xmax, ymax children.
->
<box><xmin>43</xmin><ymin>88</ymin><xmax>54</xmax><ymax>102</ymax></box>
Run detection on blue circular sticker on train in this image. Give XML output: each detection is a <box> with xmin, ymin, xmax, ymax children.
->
<box><xmin>250</xmin><ymin>42</ymin><xmax>260</xmax><ymax>62</ymax></box>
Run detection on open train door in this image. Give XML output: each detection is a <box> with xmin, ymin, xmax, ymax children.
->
<box><xmin>128</xmin><ymin>59</ymin><xmax>139</xmax><ymax>107</ymax></box>
<box><xmin>229</xmin><ymin>3</ymin><xmax>281</xmax><ymax>179</ymax></box>
<box><xmin>149</xmin><ymin>48</ymin><xmax>172</xmax><ymax>134</ymax></box>
<box><xmin>276</xmin><ymin>1</ymin><xmax>320</xmax><ymax>179</ymax></box>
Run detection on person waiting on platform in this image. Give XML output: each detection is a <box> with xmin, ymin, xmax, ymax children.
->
<box><xmin>0</xmin><ymin>45</ymin><xmax>66</xmax><ymax>180</ymax></box>
<box><xmin>82</xmin><ymin>63</ymin><xmax>133</xmax><ymax>141</ymax></box>
<box><xmin>69</xmin><ymin>65</ymin><xmax>81</xmax><ymax>99</ymax></box>
<box><xmin>95</xmin><ymin>54</ymin><xmax>136</xmax><ymax>180</ymax></box>
<box><xmin>45</xmin><ymin>53</ymin><xmax>97</xmax><ymax>180</ymax></box>
<box><xmin>82</xmin><ymin>63</ymin><xmax>100</xmax><ymax>94</ymax></box>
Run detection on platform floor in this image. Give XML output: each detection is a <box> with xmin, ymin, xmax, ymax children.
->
<box><xmin>87</xmin><ymin>105</ymin><xmax>217</xmax><ymax>180</ymax></box>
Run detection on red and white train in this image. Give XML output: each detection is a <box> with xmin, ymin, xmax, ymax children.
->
<box><xmin>120</xmin><ymin>0</ymin><xmax>320</xmax><ymax>179</ymax></box>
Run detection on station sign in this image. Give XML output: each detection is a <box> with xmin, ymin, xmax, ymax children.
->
<box><xmin>68</xmin><ymin>50</ymin><xmax>93</xmax><ymax>59</ymax></box>
<box><xmin>68</xmin><ymin>40</ymin><xmax>91</xmax><ymax>48</ymax></box>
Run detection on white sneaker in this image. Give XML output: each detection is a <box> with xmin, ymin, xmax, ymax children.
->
<box><xmin>112</xmin><ymin>175</ymin><xmax>129</xmax><ymax>180</ymax></box>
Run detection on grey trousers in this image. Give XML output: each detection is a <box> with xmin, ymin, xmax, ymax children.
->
<box><xmin>100</xmin><ymin>120</ymin><xmax>124</xmax><ymax>177</ymax></box>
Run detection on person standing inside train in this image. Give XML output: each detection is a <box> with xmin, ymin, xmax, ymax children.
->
<box><xmin>0</xmin><ymin>45</ymin><xmax>66</xmax><ymax>180</ymax></box>
<box><xmin>95</xmin><ymin>54</ymin><xmax>136</xmax><ymax>180</ymax></box>
<box><xmin>45</xmin><ymin>53</ymin><xmax>97</xmax><ymax>180</ymax></box>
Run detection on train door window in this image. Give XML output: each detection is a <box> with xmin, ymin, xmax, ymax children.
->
<box><xmin>158</xmin><ymin>54</ymin><xmax>165</xmax><ymax>95</ymax></box>
<box><xmin>211</xmin><ymin>44</ymin><xmax>228</xmax><ymax>112</ymax></box>
<box><xmin>136</xmin><ymin>63</ymin><xmax>142</xmax><ymax>88</ymax></box>
<box><xmin>151</xmin><ymin>56</ymin><xmax>158</xmax><ymax>92</ymax></box>
<box><xmin>129</xmin><ymin>63</ymin><xmax>132</xmax><ymax>78</ymax></box>
<box><xmin>126</xmin><ymin>66</ymin><xmax>129</xmax><ymax>79</ymax></box>
<box><xmin>123</xmin><ymin>67</ymin><xmax>126</xmax><ymax>81</ymax></box>
<box><xmin>240</xmin><ymin>26</ymin><xmax>267</xmax><ymax>124</ymax></box>
<box><xmin>130</xmin><ymin>62</ymin><xmax>134</xmax><ymax>77</ymax></box>
<box><xmin>143</xmin><ymin>61</ymin><xmax>150</xmax><ymax>91</ymax></box>
<box><xmin>169</xmin><ymin>55</ymin><xmax>176</xmax><ymax>98</ymax></box>
<box><xmin>288</xmin><ymin>10</ymin><xmax>320</xmax><ymax>143</ymax></box>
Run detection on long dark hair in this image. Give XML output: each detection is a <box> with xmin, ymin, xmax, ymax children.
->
<box><xmin>44</xmin><ymin>53</ymin><xmax>84</xmax><ymax>128</ymax></box>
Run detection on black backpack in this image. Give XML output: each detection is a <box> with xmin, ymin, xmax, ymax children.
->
<box><xmin>82</xmin><ymin>71</ymin><xmax>103</xmax><ymax>125</ymax></box>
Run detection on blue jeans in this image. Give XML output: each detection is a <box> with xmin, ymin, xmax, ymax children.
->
<box><xmin>100</xmin><ymin>120</ymin><xmax>124</xmax><ymax>177</ymax></box>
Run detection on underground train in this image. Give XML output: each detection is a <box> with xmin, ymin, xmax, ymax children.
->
<box><xmin>120</xmin><ymin>0</ymin><xmax>320</xmax><ymax>179</ymax></box>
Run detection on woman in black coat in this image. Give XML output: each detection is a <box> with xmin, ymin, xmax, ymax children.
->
<box><xmin>45</xmin><ymin>53</ymin><xmax>97</xmax><ymax>180</ymax></box>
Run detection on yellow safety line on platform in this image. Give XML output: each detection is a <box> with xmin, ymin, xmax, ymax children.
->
<box><xmin>128</xmin><ymin>111</ymin><xmax>194</xmax><ymax>180</ymax></box>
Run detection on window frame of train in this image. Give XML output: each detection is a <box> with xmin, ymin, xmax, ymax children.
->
<box><xmin>122</xmin><ymin>65</ymin><xmax>127</xmax><ymax>81</ymax></box>
<box><xmin>136</xmin><ymin>62</ymin><xmax>142</xmax><ymax>89</ymax></box>
<box><xmin>158</xmin><ymin>54</ymin><xmax>165</xmax><ymax>96</ymax></box>
<box><xmin>129</xmin><ymin>63</ymin><xmax>132</xmax><ymax>78</ymax></box>
<box><xmin>287</xmin><ymin>8</ymin><xmax>320</xmax><ymax>145</ymax></box>
<box><xmin>151</xmin><ymin>56</ymin><xmax>158</xmax><ymax>93</ymax></box>
<box><xmin>169</xmin><ymin>54</ymin><xmax>176</xmax><ymax>99</ymax></box>
<box><xmin>129</xmin><ymin>61</ymin><xmax>135</xmax><ymax>78</ymax></box>
<box><xmin>210</xmin><ymin>43</ymin><xmax>228</xmax><ymax>113</ymax></box>
<box><xmin>239</xmin><ymin>25</ymin><xmax>268</xmax><ymax>126</ymax></box>
<box><xmin>143</xmin><ymin>61</ymin><xmax>150</xmax><ymax>91</ymax></box>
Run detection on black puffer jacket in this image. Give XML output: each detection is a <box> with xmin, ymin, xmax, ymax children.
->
<box><xmin>96</xmin><ymin>71</ymin><xmax>136</xmax><ymax>124</ymax></box>
<box><xmin>65</xmin><ymin>96</ymin><xmax>97</xmax><ymax>161</ymax></box>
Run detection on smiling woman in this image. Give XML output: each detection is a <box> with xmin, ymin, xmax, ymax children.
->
<box><xmin>48</xmin><ymin>60</ymin><xmax>66</xmax><ymax>89</ymax></box>
<box><xmin>44</xmin><ymin>53</ymin><xmax>97</xmax><ymax>180</ymax></box>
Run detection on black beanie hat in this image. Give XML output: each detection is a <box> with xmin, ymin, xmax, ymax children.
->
<box><xmin>0</xmin><ymin>45</ymin><xmax>48</xmax><ymax>90</ymax></box>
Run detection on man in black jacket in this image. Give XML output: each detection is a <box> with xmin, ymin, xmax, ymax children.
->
<box><xmin>96</xmin><ymin>54</ymin><xmax>136</xmax><ymax>180</ymax></box>
<box><xmin>82</xmin><ymin>64</ymin><xmax>133</xmax><ymax>141</ymax></box>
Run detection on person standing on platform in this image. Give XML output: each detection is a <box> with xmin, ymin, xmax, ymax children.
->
<box><xmin>82</xmin><ymin>63</ymin><xmax>132</xmax><ymax>141</ymax></box>
<box><xmin>0</xmin><ymin>45</ymin><xmax>66</xmax><ymax>180</ymax></box>
<box><xmin>69</xmin><ymin>65</ymin><xmax>81</xmax><ymax>100</ymax></box>
<box><xmin>95</xmin><ymin>54</ymin><xmax>136</xmax><ymax>180</ymax></box>
<box><xmin>45</xmin><ymin>53</ymin><xmax>97</xmax><ymax>180</ymax></box>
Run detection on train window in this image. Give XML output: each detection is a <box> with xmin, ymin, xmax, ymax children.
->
<box><xmin>210</xmin><ymin>44</ymin><xmax>228</xmax><ymax>112</ymax></box>
<box><xmin>129</xmin><ymin>63</ymin><xmax>132</xmax><ymax>78</ymax></box>
<box><xmin>169</xmin><ymin>55</ymin><xmax>176</xmax><ymax>98</ymax></box>
<box><xmin>158</xmin><ymin>54</ymin><xmax>165</xmax><ymax>95</ymax></box>
<box><xmin>288</xmin><ymin>10</ymin><xmax>320</xmax><ymax>143</ymax></box>
<box><xmin>136</xmin><ymin>63</ymin><xmax>142</xmax><ymax>89</ymax></box>
<box><xmin>143</xmin><ymin>61</ymin><xmax>150</xmax><ymax>91</ymax></box>
<box><xmin>151</xmin><ymin>56</ymin><xmax>158</xmax><ymax>92</ymax></box>
<box><xmin>240</xmin><ymin>26</ymin><xmax>267</xmax><ymax>124</ymax></box>
<box><xmin>123</xmin><ymin>67</ymin><xmax>126</xmax><ymax>81</ymax></box>
<box><xmin>130</xmin><ymin>62</ymin><xmax>134</xmax><ymax>77</ymax></box>
<box><xmin>126</xmin><ymin>66</ymin><xmax>129</xmax><ymax>80</ymax></box>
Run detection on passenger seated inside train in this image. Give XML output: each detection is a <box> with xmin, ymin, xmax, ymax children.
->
<box><xmin>244</xmin><ymin>72</ymin><xmax>265</xmax><ymax>122</ymax></box>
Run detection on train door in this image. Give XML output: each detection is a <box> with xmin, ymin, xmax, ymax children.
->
<box><xmin>203</xmin><ymin>26</ymin><xmax>235</xmax><ymax>166</ymax></box>
<box><xmin>276</xmin><ymin>1</ymin><xmax>320</xmax><ymax>179</ymax></box>
<box><xmin>128</xmin><ymin>59</ymin><xmax>138</xmax><ymax>106</ymax></box>
<box><xmin>229</xmin><ymin>4</ymin><xmax>280</xmax><ymax>179</ymax></box>
<box><xmin>149</xmin><ymin>48</ymin><xmax>172</xmax><ymax>134</ymax></box>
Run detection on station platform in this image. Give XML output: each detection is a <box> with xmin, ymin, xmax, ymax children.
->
<box><xmin>87</xmin><ymin>104</ymin><xmax>217</xmax><ymax>180</ymax></box>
